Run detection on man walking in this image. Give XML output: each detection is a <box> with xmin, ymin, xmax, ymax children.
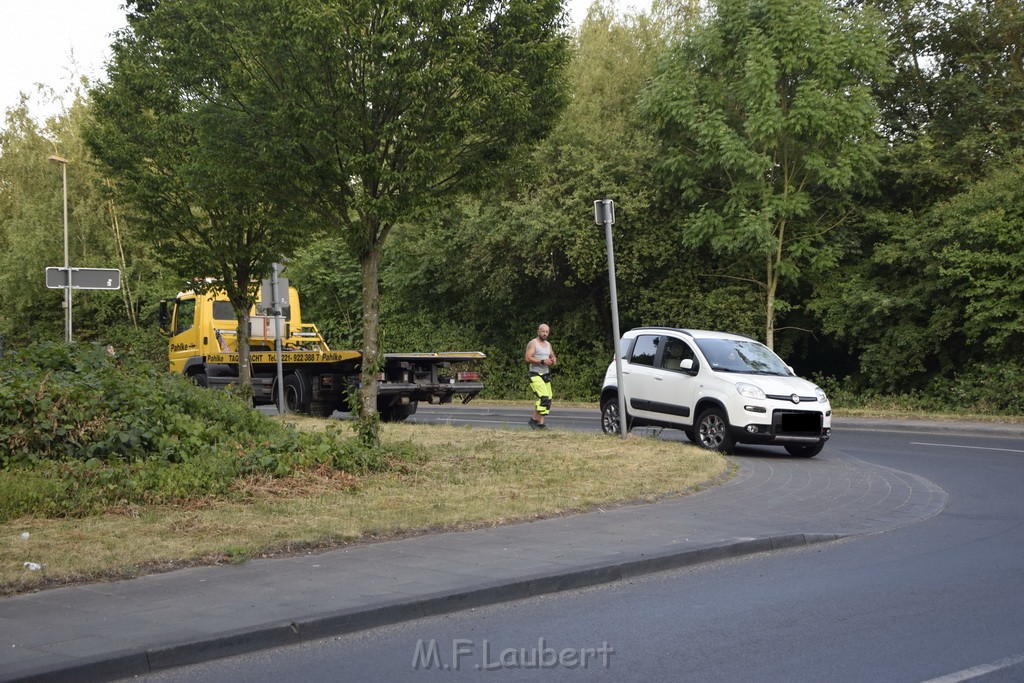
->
<box><xmin>525</xmin><ymin>323</ymin><xmax>557</xmax><ymax>429</ymax></box>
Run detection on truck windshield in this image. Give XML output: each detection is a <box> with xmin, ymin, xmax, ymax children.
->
<box><xmin>694</xmin><ymin>339</ymin><xmax>793</xmax><ymax>376</ymax></box>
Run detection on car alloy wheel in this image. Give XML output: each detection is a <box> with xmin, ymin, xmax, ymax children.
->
<box><xmin>696</xmin><ymin>408</ymin><xmax>734</xmax><ymax>453</ymax></box>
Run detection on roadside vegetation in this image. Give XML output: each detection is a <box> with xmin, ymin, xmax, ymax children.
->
<box><xmin>0</xmin><ymin>343</ymin><xmax>728</xmax><ymax>595</ymax></box>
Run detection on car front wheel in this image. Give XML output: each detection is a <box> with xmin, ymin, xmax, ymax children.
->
<box><xmin>696</xmin><ymin>408</ymin><xmax>735</xmax><ymax>453</ymax></box>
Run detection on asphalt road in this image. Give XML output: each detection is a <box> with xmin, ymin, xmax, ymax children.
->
<box><xmin>139</xmin><ymin>416</ymin><xmax>1024</xmax><ymax>682</ymax></box>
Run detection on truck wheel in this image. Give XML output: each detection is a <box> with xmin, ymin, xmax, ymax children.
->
<box><xmin>193</xmin><ymin>372</ymin><xmax>209</xmax><ymax>388</ymax></box>
<box><xmin>785</xmin><ymin>442</ymin><xmax>824</xmax><ymax>458</ymax></box>
<box><xmin>283</xmin><ymin>374</ymin><xmax>308</xmax><ymax>413</ymax></box>
<box><xmin>696</xmin><ymin>408</ymin><xmax>735</xmax><ymax>454</ymax></box>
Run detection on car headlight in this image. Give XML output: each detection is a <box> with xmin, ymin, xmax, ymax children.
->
<box><xmin>815</xmin><ymin>387</ymin><xmax>828</xmax><ymax>403</ymax></box>
<box><xmin>736</xmin><ymin>382</ymin><xmax>766</xmax><ymax>400</ymax></box>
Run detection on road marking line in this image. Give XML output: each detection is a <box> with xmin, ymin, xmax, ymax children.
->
<box><xmin>910</xmin><ymin>442</ymin><xmax>1024</xmax><ymax>454</ymax></box>
<box><xmin>921</xmin><ymin>653</ymin><xmax>1024</xmax><ymax>682</ymax></box>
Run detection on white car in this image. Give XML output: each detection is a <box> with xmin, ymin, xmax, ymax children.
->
<box><xmin>600</xmin><ymin>327</ymin><xmax>831</xmax><ymax>457</ymax></box>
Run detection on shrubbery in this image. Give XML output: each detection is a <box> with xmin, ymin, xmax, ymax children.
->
<box><xmin>0</xmin><ymin>342</ymin><xmax>402</xmax><ymax>520</ymax></box>
<box><xmin>814</xmin><ymin>360</ymin><xmax>1024</xmax><ymax>415</ymax></box>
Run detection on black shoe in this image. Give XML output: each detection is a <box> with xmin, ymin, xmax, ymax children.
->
<box><xmin>537</xmin><ymin>422</ymin><xmax>547</xmax><ymax>429</ymax></box>
<box><xmin>528</xmin><ymin>418</ymin><xmax>541</xmax><ymax>429</ymax></box>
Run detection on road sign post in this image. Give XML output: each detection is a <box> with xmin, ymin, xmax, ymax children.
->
<box><xmin>268</xmin><ymin>263</ymin><xmax>287</xmax><ymax>414</ymax></box>
<box><xmin>44</xmin><ymin>267</ymin><xmax>122</xmax><ymax>342</ymax></box>
<box><xmin>594</xmin><ymin>199</ymin><xmax>628</xmax><ymax>439</ymax></box>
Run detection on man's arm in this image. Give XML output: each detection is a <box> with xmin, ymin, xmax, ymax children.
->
<box><xmin>525</xmin><ymin>340</ymin><xmax>537</xmax><ymax>365</ymax></box>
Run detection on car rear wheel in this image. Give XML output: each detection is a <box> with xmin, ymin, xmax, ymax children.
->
<box><xmin>601</xmin><ymin>397</ymin><xmax>627</xmax><ymax>435</ymax></box>
<box><xmin>785</xmin><ymin>442</ymin><xmax>824</xmax><ymax>458</ymax></box>
<box><xmin>696</xmin><ymin>408</ymin><xmax>734</xmax><ymax>454</ymax></box>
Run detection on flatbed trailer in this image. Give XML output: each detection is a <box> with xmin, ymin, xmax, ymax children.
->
<box><xmin>160</xmin><ymin>288</ymin><xmax>484</xmax><ymax>419</ymax></box>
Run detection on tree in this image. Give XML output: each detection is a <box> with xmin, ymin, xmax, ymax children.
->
<box><xmin>640</xmin><ymin>0</ymin><xmax>889</xmax><ymax>348</ymax></box>
<box><xmin>86</xmin><ymin>3</ymin><xmax>312</xmax><ymax>390</ymax></box>
<box><xmin>375</xmin><ymin>0</ymin><xmax>688</xmax><ymax>398</ymax></box>
<box><xmin>872</xmin><ymin>0</ymin><xmax>1024</xmax><ymax>208</ymax></box>
<box><xmin>807</xmin><ymin>0</ymin><xmax>1024</xmax><ymax>392</ymax></box>
<box><xmin>88</xmin><ymin>0</ymin><xmax>569</xmax><ymax>433</ymax></box>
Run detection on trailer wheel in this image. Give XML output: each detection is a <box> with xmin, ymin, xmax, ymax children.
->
<box><xmin>309</xmin><ymin>403</ymin><xmax>336</xmax><ymax>418</ymax></box>
<box><xmin>379</xmin><ymin>401</ymin><xmax>417</xmax><ymax>422</ymax></box>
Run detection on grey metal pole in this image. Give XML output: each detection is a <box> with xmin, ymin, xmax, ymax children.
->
<box><xmin>600</xmin><ymin>200</ymin><xmax>628</xmax><ymax>439</ymax></box>
<box><xmin>49</xmin><ymin>155</ymin><xmax>71</xmax><ymax>343</ymax></box>
<box><xmin>271</xmin><ymin>262</ymin><xmax>286</xmax><ymax>413</ymax></box>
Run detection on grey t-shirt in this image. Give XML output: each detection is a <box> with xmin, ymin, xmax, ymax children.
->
<box><xmin>529</xmin><ymin>341</ymin><xmax>551</xmax><ymax>375</ymax></box>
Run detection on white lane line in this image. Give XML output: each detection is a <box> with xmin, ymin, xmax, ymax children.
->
<box><xmin>921</xmin><ymin>653</ymin><xmax>1024</xmax><ymax>682</ymax></box>
<box><xmin>910</xmin><ymin>442</ymin><xmax>1024</xmax><ymax>454</ymax></box>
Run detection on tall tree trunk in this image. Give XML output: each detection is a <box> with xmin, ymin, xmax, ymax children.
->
<box><xmin>235</xmin><ymin>307</ymin><xmax>252</xmax><ymax>390</ymax></box>
<box><xmin>105</xmin><ymin>187</ymin><xmax>137</xmax><ymax>327</ymax></box>
<box><xmin>358</xmin><ymin>246</ymin><xmax>381</xmax><ymax>422</ymax></box>
<box><xmin>765</xmin><ymin>217</ymin><xmax>787</xmax><ymax>350</ymax></box>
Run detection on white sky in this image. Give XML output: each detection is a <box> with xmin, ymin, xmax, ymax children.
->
<box><xmin>0</xmin><ymin>0</ymin><xmax>651</xmax><ymax>124</ymax></box>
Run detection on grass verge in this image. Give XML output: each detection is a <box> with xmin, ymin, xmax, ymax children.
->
<box><xmin>0</xmin><ymin>421</ymin><xmax>729</xmax><ymax>596</ymax></box>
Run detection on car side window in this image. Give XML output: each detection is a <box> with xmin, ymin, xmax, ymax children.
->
<box><xmin>618</xmin><ymin>337</ymin><xmax>634</xmax><ymax>361</ymax></box>
<box><xmin>660</xmin><ymin>337</ymin><xmax>697</xmax><ymax>373</ymax></box>
<box><xmin>629</xmin><ymin>335</ymin><xmax>659</xmax><ymax>367</ymax></box>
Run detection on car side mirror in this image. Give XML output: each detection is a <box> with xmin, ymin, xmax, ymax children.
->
<box><xmin>681</xmin><ymin>358</ymin><xmax>695</xmax><ymax>372</ymax></box>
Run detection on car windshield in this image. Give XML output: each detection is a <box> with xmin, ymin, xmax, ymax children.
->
<box><xmin>694</xmin><ymin>338</ymin><xmax>793</xmax><ymax>376</ymax></box>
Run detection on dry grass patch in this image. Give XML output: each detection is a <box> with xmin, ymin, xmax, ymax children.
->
<box><xmin>0</xmin><ymin>423</ymin><xmax>729</xmax><ymax>595</ymax></box>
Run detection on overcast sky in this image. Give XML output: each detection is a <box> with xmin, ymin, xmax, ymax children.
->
<box><xmin>0</xmin><ymin>0</ymin><xmax>651</xmax><ymax>123</ymax></box>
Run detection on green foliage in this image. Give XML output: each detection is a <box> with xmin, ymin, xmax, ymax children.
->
<box><xmin>0</xmin><ymin>342</ymin><xmax>396</xmax><ymax>520</ymax></box>
<box><xmin>286</xmin><ymin>237</ymin><xmax>363</xmax><ymax>350</ymax></box>
<box><xmin>0</xmin><ymin>94</ymin><xmax>166</xmax><ymax>347</ymax></box>
<box><xmin>640</xmin><ymin>0</ymin><xmax>889</xmax><ymax>346</ymax></box>
<box><xmin>815</xmin><ymin>359</ymin><xmax>1024</xmax><ymax>416</ymax></box>
<box><xmin>4</xmin><ymin>0</ymin><xmax>1024</xmax><ymax>416</ymax></box>
<box><xmin>88</xmin><ymin>0</ymin><xmax>570</xmax><ymax>430</ymax></box>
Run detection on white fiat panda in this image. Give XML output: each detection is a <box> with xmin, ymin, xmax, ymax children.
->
<box><xmin>600</xmin><ymin>327</ymin><xmax>831</xmax><ymax>456</ymax></box>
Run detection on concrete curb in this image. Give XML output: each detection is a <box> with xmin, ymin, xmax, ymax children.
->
<box><xmin>7</xmin><ymin>533</ymin><xmax>844</xmax><ymax>682</ymax></box>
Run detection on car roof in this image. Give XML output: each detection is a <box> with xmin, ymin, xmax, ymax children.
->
<box><xmin>624</xmin><ymin>327</ymin><xmax>757</xmax><ymax>342</ymax></box>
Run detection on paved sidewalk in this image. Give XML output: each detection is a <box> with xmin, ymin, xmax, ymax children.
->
<box><xmin>0</xmin><ymin>444</ymin><xmax>948</xmax><ymax>683</ymax></box>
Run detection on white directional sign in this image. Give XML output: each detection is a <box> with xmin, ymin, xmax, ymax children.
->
<box><xmin>45</xmin><ymin>267</ymin><xmax>121</xmax><ymax>290</ymax></box>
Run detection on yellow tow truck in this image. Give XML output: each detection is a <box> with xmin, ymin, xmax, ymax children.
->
<box><xmin>159</xmin><ymin>287</ymin><xmax>484</xmax><ymax>419</ymax></box>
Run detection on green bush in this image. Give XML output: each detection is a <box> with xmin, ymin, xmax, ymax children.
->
<box><xmin>927</xmin><ymin>362</ymin><xmax>1024</xmax><ymax>415</ymax></box>
<box><xmin>814</xmin><ymin>360</ymin><xmax>1024</xmax><ymax>415</ymax></box>
<box><xmin>0</xmin><ymin>342</ymin><xmax>400</xmax><ymax>520</ymax></box>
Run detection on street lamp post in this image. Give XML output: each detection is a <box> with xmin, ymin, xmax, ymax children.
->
<box><xmin>48</xmin><ymin>155</ymin><xmax>72</xmax><ymax>343</ymax></box>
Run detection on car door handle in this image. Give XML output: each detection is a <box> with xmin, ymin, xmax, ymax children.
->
<box><xmin>654</xmin><ymin>375</ymin><xmax>664</xmax><ymax>381</ymax></box>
